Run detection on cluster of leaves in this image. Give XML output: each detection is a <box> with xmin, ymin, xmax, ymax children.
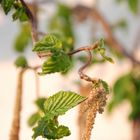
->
<box><xmin>108</xmin><ymin>66</ymin><xmax>140</xmax><ymax>120</ymax></box>
<box><xmin>33</xmin><ymin>34</ymin><xmax>73</xmax><ymax>75</ymax></box>
<box><xmin>28</xmin><ymin>91</ymin><xmax>86</xmax><ymax>139</ymax></box>
<box><xmin>0</xmin><ymin>0</ymin><xmax>31</xmax><ymax>68</ymax></box>
<box><xmin>0</xmin><ymin>0</ymin><xmax>28</xmax><ymax>21</ymax></box>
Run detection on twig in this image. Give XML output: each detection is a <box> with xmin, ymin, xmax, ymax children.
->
<box><xmin>9</xmin><ymin>69</ymin><xmax>26</xmax><ymax>140</ymax></box>
<box><xmin>78</xmin><ymin>50</ymin><xmax>95</xmax><ymax>83</ymax></box>
<box><xmin>68</xmin><ymin>41</ymin><xmax>99</xmax><ymax>55</ymax></box>
<box><xmin>68</xmin><ymin>41</ymin><xmax>99</xmax><ymax>83</ymax></box>
<box><xmin>19</xmin><ymin>0</ymin><xmax>38</xmax><ymax>43</ymax></box>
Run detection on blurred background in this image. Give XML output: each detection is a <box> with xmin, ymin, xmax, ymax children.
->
<box><xmin>0</xmin><ymin>0</ymin><xmax>140</xmax><ymax>140</ymax></box>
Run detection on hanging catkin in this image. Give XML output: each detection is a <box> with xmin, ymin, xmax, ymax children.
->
<box><xmin>81</xmin><ymin>84</ymin><xmax>108</xmax><ymax>140</ymax></box>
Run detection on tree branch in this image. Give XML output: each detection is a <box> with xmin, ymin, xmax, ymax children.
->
<box><xmin>19</xmin><ymin>0</ymin><xmax>38</xmax><ymax>43</ymax></box>
<box><xmin>9</xmin><ymin>69</ymin><xmax>26</xmax><ymax>140</ymax></box>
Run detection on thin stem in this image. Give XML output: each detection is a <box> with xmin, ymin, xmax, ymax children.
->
<box><xmin>78</xmin><ymin>50</ymin><xmax>95</xmax><ymax>83</ymax></box>
<box><xmin>68</xmin><ymin>42</ymin><xmax>99</xmax><ymax>83</ymax></box>
<box><xmin>68</xmin><ymin>41</ymin><xmax>99</xmax><ymax>55</ymax></box>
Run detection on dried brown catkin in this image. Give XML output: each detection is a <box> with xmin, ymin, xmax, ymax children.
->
<box><xmin>82</xmin><ymin>86</ymin><xmax>107</xmax><ymax>140</ymax></box>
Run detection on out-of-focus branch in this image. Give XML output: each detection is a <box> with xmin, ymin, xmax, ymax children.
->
<box><xmin>132</xmin><ymin>28</ymin><xmax>140</xmax><ymax>56</ymax></box>
<box><xmin>9</xmin><ymin>69</ymin><xmax>26</xmax><ymax>140</ymax></box>
<box><xmin>9</xmin><ymin>65</ymin><xmax>40</xmax><ymax>140</ymax></box>
<box><xmin>73</xmin><ymin>5</ymin><xmax>140</xmax><ymax>65</ymax></box>
<box><xmin>20</xmin><ymin>0</ymin><xmax>38</xmax><ymax>43</ymax></box>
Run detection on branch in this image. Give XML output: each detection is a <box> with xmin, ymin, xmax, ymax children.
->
<box><xmin>68</xmin><ymin>41</ymin><xmax>99</xmax><ymax>55</ymax></box>
<box><xmin>73</xmin><ymin>5</ymin><xmax>140</xmax><ymax>65</ymax></box>
<box><xmin>9</xmin><ymin>69</ymin><xmax>26</xmax><ymax>140</ymax></box>
<box><xmin>68</xmin><ymin>41</ymin><xmax>99</xmax><ymax>83</ymax></box>
<box><xmin>19</xmin><ymin>0</ymin><xmax>38</xmax><ymax>43</ymax></box>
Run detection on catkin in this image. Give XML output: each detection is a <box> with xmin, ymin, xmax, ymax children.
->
<box><xmin>81</xmin><ymin>84</ymin><xmax>107</xmax><ymax>140</ymax></box>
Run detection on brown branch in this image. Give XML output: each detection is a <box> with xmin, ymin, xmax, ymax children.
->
<box><xmin>68</xmin><ymin>41</ymin><xmax>99</xmax><ymax>55</ymax></box>
<box><xmin>68</xmin><ymin>41</ymin><xmax>100</xmax><ymax>83</ymax></box>
<box><xmin>9</xmin><ymin>65</ymin><xmax>41</xmax><ymax>140</ymax></box>
<box><xmin>9</xmin><ymin>69</ymin><xmax>26</xmax><ymax>140</ymax></box>
<box><xmin>20</xmin><ymin>0</ymin><xmax>38</xmax><ymax>43</ymax></box>
<box><xmin>73</xmin><ymin>5</ymin><xmax>140</xmax><ymax>65</ymax></box>
<box><xmin>78</xmin><ymin>50</ymin><xmax>95</xmax><ymax>83</ymax></box>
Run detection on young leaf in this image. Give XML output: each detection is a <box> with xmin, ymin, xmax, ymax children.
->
<box><xmin>12</xmin><ymin>6</ymin><xmax>28</xmax><ymax>21</ymax></box>
<box><xmin>33</xmin><ymin>118</ymin><xmax>70</xmax><ymax>139</ymax></box>
<box><xmin>108</xmin><ymin>73</ymin><xmax>135</xmax><ymax>113</ymax></box>
<box><xmin>40</xmin><ymin>52</ymin><xmax>72</xmax><ymax>75</ymax></box>
<box><xmin>1</xmin><ymin>0</ymin><xmax>15</xmax><ymax>14</ymax></box>
<box><xmin>32</xmin><ymin>34</ymin><xmax>62</xmax><ymax>53</ymax></box>
<box><xmin>14</xmin><ymin>56</ymin><xmax>28</xmax><ymax>68</ymax></box>
<box><xmin>98</xmin><ymin>48</ymin><xmax>114</xmax><ymax>63</ymax></box>
<box><xmin>32</xmin><ymin>118</ymin><xmax>47</xmax><ymax>139</ymax></box>
<box><xmin>100</xmin><ymin>79</ymin><xmax>110</xmax><ymax>93</ymax></box>
<box><xmin>28</xmin><ymin>112</ymin><xmax>41</xmax><ymax>127</ymax></box>
<box><xmin>48</xmin><ymin>4</ymin><xmax>74</xmax><ymax>53</ymax></box>
<box><xmin>44</xmin><ymin>91</ymin><xmax>86</xmax><ymax>120</ymax></box>
<box><xmin>128</xmin><ymin>0</ymin><xmax>138</xmax><ymax>14</ymax></box>
<box><xmin>35</xmin><ymin>97</ymin><xmax>47</xmax><ymax>111</ymax></box>
<box><xmin>54</xmin><ymin>125</ymin><xmax>70</xmax><ymax>139</ymax></box>
<box><xmin>14</xmin><ymin>24</ymin><xmax>31</xmax><ymax>52</ymax></box>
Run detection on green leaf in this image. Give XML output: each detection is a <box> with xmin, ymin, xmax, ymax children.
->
<box><xmin>32</xmin><ymin>34</ymin><xmax>62</xmax><ymax>53</ymax></box>
<box><xmin>40</xmin><ymin>52</ymin><xmax>72</xmax><ymax>75</ymax></box>
<box><xmin>1</xmin><ymin>0</ymin><xmax>15</xmax><ymax>14</ymax></box>
<box><xmin>12</xmin><ymin>6</ymin><xmax>28</xmax><ymax>21</ymax></box>
<box><xmin>14</xmin><ymin>56</ymin><xmax>28</xmax><ymax>68</ymax></box>
<box><xmin>33</xmin><ymin>118</ymin><xmax>70</xmax><ymax>139</ymax></box>
<box><xmin>128</xmin><ymin>0</ymin><xmax>138</xmax><ymax>14</ymax></box>
<box><xmin>108</xmin><ymin>73</ymin><xmax>135</xmax><ymax>113</ymax></box>
<box><xmin>48</xmin><ymin>4</ymin><xmax>74</xmax><ymax>53</ymax></box>
<box><xmin>35</xmin><ymin>97</ymin><xmax>47</xmax><ymax>111</ymax></box>
<box><xmin>28</xmin><ymin>112</ymin><xmax>41</xmax><ymax>127</ymax></box>
<box><xmin>14</xmin><ymin>24</ymin><xmax>31</xmax><ymax>52</ymax></box>
<box><xmin>44</xmin><ymin>91</ymin><xmax>86</xmax><ymax>120</ymax></box>
<box><xmin>98</xmin><ymin>48</ymin><xmax>114</xmax><ymax>63</ymax></box>
<box><xmin>100</xmin><ymin>79</ymin><xmax>110</xmax><ymax>93</ymax></box>
<box><xmin>54</xmin><ymin>125</ymin><xmax>70</xmax><ymax>139</ymax></box>
<box><xmin>32</xmin><ymin>118</ymin><xmax>47</xmax><ymax>139</ymax></box>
